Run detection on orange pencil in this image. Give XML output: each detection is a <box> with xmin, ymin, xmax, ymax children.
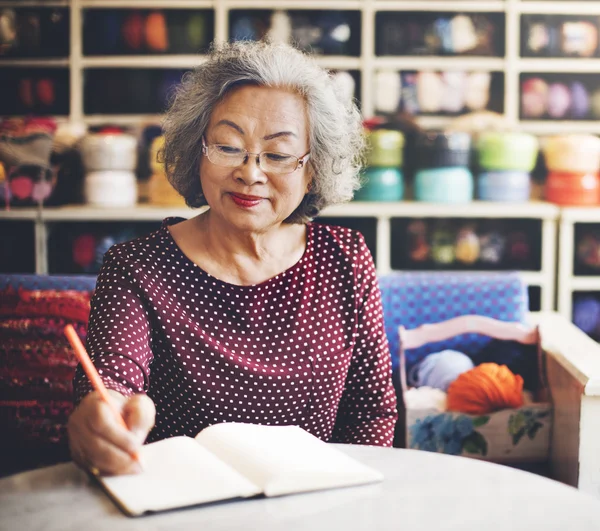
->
<box><xmin>64</xmin><ymin>324</ymin><xmax>141</xmax><ymax>463</ymax></box>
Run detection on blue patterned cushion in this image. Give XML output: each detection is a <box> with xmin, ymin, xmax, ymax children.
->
<box><xmin>0</xmin><ymin>274</ymin><xmax>97</xmax><ymax>292</ymax></box>
<box><xmin>378</xmin><ymin>272</ymin><xmax>529</xmax><ymax>373</ymax></box>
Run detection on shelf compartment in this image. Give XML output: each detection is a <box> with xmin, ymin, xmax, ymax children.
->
<box><xmin>82</xmin><ymin>8</ymin><xmax>214</xmax><ymax>56</ymax></box>
<box><xmin>373</xmin><ymin>69</ymin><xmax>504</xmax><ymax>118</ymax></box>
<box><xmin>83</xmin><ymin>68</ymin><xmax>189</xmax><ymax>115</ymax></box>
<box><xmin>390</xmin><ymin>216</ymin><xmax>544</xmax><ymax>272</ymax></box>
<box><xmin>228</xmin><ymin>9</ymin><xmax>362</xmax><ymax>57</ymax></box>
<box><xmin>521</xmin><ymin>15</ymin><xmax>600</xmax><ymax>60</ymax></box>
<box><xmin>0</xmin><ymin>7</ymin><xmax>69</xmax><ymax>59</ymax></box>
<box><xmin>46</xmin><ymin>220</ymin><xmax>161</xmax><ymax>275</ymax></box>
<box><xmin>0</xmin><ymin>220</ymin><xmax>35</xmax><ymax>274</ymax></box>
<box><xmin>520</xmin><ymin>72</ymin><xmax>600</xmax><ymax>122</ymax></box>
<box><xmin>0</xmin><ymin>67</ymin><xmax>69</xmax><ymax>116</ymax></box>
<box><xmin>375</xmin><ymin>11</ymin><xmax>505</xmax><ymax>58</ymax></box>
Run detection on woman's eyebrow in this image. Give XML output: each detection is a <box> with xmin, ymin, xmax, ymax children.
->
<box><xmin>215</xmin><ymin>119</ymin><xmax>244</xmax><ymax>135</ymax></box>
<box><xmin>214</xmin><ymin>121</ymin><xmax>296</xmax><ymax>141</ymax></box>
<box><xmin>264</xmin><ymin>131</ymin><xmax>297</xmax><ymax>140</ymax></box>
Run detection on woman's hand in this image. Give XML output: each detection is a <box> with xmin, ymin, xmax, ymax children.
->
<box><xmin>67</xmin><ymin>390</ymin><xmax>156</xmax><ymax>476</ymax></box>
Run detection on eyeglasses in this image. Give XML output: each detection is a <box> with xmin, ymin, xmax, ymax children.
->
<box><xmin>201</xmin><ymin>137</ymin><xmax>310</xmax><ymax>175</ymax></box>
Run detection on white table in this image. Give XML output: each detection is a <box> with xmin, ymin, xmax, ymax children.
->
<box><xmin>2</xmin><ymin>445</ymin><xmax>600</xmax><ymax>531</ymax></box>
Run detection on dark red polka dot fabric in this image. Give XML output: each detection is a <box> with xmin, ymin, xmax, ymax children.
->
<box><xmin>74</xmin><ymin>218</ymin><xmax>397</xmax><ymax>446</ymax></box>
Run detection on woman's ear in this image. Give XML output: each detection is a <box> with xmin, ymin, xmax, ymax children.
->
<box><xmin>305</xmin><ymin>179</ymin><xmax>313</xmax><ymax>194</ymax></box>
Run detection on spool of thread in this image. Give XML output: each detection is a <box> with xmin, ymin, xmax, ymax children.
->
<box><xmin>72</xmin><ymin>233</ymin><xmax>97</xmax><ymax>272</ymax></box>
<box><xmin>84</xmin><ymin>170</ymin><xmax>137</xmax><ymax>207</ymax></box>
<box><xmin>122</xmin><ymin>11</ymin><xmax>145</xmax><ymax>51</ymax></box>
<box><xmin>374</xmin><ymin>70</ymin><xmax>401</xmax><ymax>114</ymax></box>
<box><xmin>355</xmin><ymin>167</ymin><xmax>403</xmax><ymax>201</ymax></box>
<box><xmin>145</xmin><ymin>11</ymin><xmax>169</xmax><ymax>52</ymax></box>
<box><xmin>547</xmin><ymin>82</ymin><xmax>571</xmax><ymax>119</ymax></box>
<box><xmin>366</xmin><ymin>129</ymin><xmax>404</xmax><ymax>168</ymax></box>
<box><xmin>455</xmin><ymin>226</ymin><xmax>480</xmax><ymax>264</ymax></box>
<box><xmin>447</xmin><ymin>363</ymin><xmax>524</xmax><ymax>415</ymax></box>
<box><xmin>416</xmin><ymin>71</ymin><xmax>443</xmax><ymax>113</ymax></box>
<box><xmin>80</xmin><ymin>133</ymin><xmax>138</xmax><ymax>172</ymax></box>
<box><xmin>187</xmin><ymin>13</ymin><xmax>207</xmax><ymax>49</ymax></box>
<box><xmin>408</xmin><ymin>350</ymin><xmax>475</xmax><ymax>392</ymax></box>
<box><xmin>441</xmin><ymin>71</ymin><xmax>466</xmax><ymax>114</ymax></box>
<box><xmin>521</xmin><ymin>77</ymin><xmax>548</xmax><ymax>118</ymax></box>
<box><xmin>570</xmin><ymin>81</ymin><xmax>590</xmax><ymax>119</ymax></box>
<box><xmin>465</xmin><ymin>72</ymin><xmax>491</xmax><ymax>111</ymax></box>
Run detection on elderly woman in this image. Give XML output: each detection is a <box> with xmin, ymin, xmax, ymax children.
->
<box><xmin>68</xmin><ymin>41</ymin><xmax>398</xmax><ymax>475</ymax></box>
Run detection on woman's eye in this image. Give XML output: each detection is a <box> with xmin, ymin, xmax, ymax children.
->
<box><xmin>216</xmin><ymin>145</ymin><xmax>243</xmax><ymax>155</ymax></box>
<box><xmin>265</xmin><ymin>152</ymin><xmax>292</xmax><ymax>162</ymax></box>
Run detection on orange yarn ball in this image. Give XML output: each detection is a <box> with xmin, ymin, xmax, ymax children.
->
<box><xmin>446</xmin><ymin>363</ymin><xmax>524</xmax><ymax>415</ymax></box>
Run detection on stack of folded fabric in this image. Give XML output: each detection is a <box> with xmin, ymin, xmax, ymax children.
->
<box><xmin>0</xmin><ymin>283</ymin><xmax>92</xmax><ymax>475</ymax></box>
<box><xmin>0</xmin><ymin>118</ymin><xmax>56</xmax><ymax>207</ymax></box>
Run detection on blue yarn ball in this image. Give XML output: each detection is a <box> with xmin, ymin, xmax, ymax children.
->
<box><xmin>408</xmin><ymin>349</ymin><xmax>474</xmax><ymax>392</ymax></box>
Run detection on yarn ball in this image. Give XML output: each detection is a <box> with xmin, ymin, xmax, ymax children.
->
<box><xmin>475</xmin><ymin>340</ymin><xmax>539</xmax><ymax>391</ymax></box>
<box><xmin>521</xmin><ymin>77</ymin><xmax>548</xmax><ymax>118</ymax></box>
<box><xmin>547</xmin><ymin>83</ymin><xmax>571</xmax><ymax>119</ymax></box>
<box><xmin>122</xmin><ymin>11</ymin><xmax>145</xmax><ymax>51</ymax></box>
<box><xmin>447</xmin><ymin>363</ymin><xmax>524</xmax><ymax>415</ymax></box>
<box><xmin>145</xmin><ymin>11</ymin><xmax>168</xmax><ymax>52</ymax></box>
<box><xmin>404</xmin><ymin>386</ymin><xmax>447</xmax><ymax>412</ymax></box>
<box><xmin>570</xmin><ymin>81</ymin><xmax>590</xmax><ymax>119</ymax></box>
<box><xmin>187</xmin><ymin>13</ymin><xmax>207</xmax><ymax>49</ymax></box>
<box><xmin>36</xmin><ymin>78</ymin><xmax>55</xmax><ymax>107</ymax></box>
<box><xmin>408</xmin><ymin>350</ymin><xmax>475</xmax><ymax>392</ymax></box>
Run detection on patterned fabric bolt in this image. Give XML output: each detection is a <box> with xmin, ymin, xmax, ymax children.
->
<box><xmin>378</xmin><ymin>272</ymin><xmax>529</xmax><ymax>374</ymax></box>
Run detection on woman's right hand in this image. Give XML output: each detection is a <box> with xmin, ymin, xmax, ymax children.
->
<box><xmin>67</xmin><ymin>390</ymin><xmax>156</xmax><ymax>476</ymax></box>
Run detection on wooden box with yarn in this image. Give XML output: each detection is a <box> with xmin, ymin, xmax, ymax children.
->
<box><xmin>399</xmin><ymin>315</ymin><xmax>552</xmax><ymax>463</ymax></box>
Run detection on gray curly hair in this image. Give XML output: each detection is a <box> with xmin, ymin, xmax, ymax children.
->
<box><xmin>161</xmin><ymin>40</ymin><xmax>365</xmax><ymax>224</ymax></box>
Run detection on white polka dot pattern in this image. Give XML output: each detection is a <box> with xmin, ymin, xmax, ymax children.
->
<box><xmin>74</xmin><ymin>218</ymin><xmax>398</xmax><ymax>446</ymax></box>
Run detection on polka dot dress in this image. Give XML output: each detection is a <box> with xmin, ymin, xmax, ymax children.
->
<box><xmin>74</xmin><ymin>217</ymin><xmax>398</xmax><ymax>446</ymax></box>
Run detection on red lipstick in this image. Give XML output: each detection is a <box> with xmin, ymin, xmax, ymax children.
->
<box><xmin>229</xmin><ymin>193</ymin><xmax>263</xmax><ymax>208</ymax></box>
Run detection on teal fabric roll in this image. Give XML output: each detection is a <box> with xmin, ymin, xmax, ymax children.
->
<box><xmin>355</xmin><ymin>167</ymin><xmax>403</xmax><ymax>201</ymax></box>
<box><xmin>415</xmin><ymin>167</ymin><xmax>473</xmax><ymax>203</ymax></box>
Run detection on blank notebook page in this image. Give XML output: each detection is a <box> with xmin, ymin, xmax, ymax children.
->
<box><xmin>99</xmin><ymin>436</ymin><xmax>261</xmax><ymax>516</ymax></box>
<box><xmin>195</xmin><ymin>423</ymin><xmax>384</xmax><ymax>497</ymax></box>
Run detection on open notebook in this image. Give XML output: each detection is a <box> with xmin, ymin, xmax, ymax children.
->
<box><xmin>97</xmin><ymin>423</ymin><xmax>384</xmax><ymax>516</ymax></box>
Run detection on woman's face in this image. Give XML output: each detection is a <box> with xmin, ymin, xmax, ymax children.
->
<box><xmin>200</xmin><ymin>85</ymin><xmax>312</xmax><ymax>234</ymax></box>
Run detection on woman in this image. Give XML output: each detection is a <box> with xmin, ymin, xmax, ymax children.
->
<box><xmin>68</xmin><ymin>41</ymin><xmax>398</xmax><ymax>475</ymax></box>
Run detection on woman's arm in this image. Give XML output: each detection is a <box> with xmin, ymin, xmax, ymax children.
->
<box><xmin>330</xmin><ymin>234</ymin><xmax>398</xmax><ymax>446</ymax></box>
<box><xmin>70</xmin><ymin>245</ymin><xmax>156</xmax><ymax>474</ymax></box>
<box><xmin>73</xmin><ymin>245</ymin><xmax>154</xmax><ymax>402</ymax></box>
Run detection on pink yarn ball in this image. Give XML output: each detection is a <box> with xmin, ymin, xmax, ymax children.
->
<box><xmin>521</xmin><ymin>77</ymin><xmax>548</xmax><ymax>118</ymax></box>
<box><xmin>547</xmin><ymin>83</ymin><xmax>571</xmax><ymax>118</ymax></box>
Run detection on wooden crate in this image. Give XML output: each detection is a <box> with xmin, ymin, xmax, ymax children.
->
<box><xmin>400</xmin><ymin>315</ymin><xmax>552</xmax><ymax>463</ymax></box>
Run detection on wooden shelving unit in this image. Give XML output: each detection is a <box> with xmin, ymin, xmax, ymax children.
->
<box><xmin>0</xmin><ymin>0</ymin><xmax>597</xmax><ymax>132</ymax></box>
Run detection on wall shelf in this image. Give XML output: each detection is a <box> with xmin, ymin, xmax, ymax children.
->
<box><xmin>0</xmin><ymin>201</ymin><xmax>559</xmax><ymax>313</ymax></box>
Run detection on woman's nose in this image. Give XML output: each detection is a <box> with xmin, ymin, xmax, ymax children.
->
<box><xmin>234</xmin><ymin>154</ymin><xmax>267</xmax><ymax>184</ymax></box>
